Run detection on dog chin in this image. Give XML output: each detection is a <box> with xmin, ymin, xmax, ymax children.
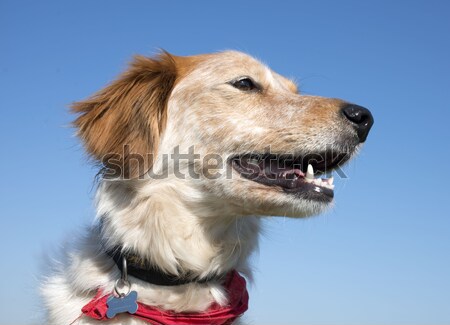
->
<box><xmin>272</xmin><ymin>192</ymin><xmax>333</xmax><ymax>218</ymax></box>
<box><xmin>205</xmin><ymin>177</ymin><xmax>332</xmax><ymax>219</ymax></box>
<box><xmin>243</xmin><ymin>186</ymin><xmax>333</xmax><ymax>218</ymax></box>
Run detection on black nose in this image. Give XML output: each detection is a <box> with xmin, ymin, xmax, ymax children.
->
<box><xmin>341</xmin><ymin>104</ymin><xmax>374</xmax><ymax>142</ymax></box>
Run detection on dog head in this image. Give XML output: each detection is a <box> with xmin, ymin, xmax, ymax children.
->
<box><xmin>73</xmin><ymin>50</ymin><xmax>373</xmax><ymax>218</ymax></box>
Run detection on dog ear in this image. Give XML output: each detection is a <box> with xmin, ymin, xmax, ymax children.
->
<box><xmin>72</xmin><ymin>52</ymin><xmax>177</xmax><ymax>179</ymax></box>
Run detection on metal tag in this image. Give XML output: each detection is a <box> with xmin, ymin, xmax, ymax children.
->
<box><xmin>106</xmin><ymin>291</ymin><xmax>138</xmax><ymax>318</ymax></box>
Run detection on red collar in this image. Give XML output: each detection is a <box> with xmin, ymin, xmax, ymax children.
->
<box><xmin>81</xmin><ymin>270</ymin><xmax>249</xmax><ymax>325</ymax></box>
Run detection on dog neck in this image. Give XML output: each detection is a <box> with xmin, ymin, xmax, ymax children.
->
<box><xmin>96</xmin><ymin>177</ymin><xmax>261</xmax><ymax>281</ymax></box>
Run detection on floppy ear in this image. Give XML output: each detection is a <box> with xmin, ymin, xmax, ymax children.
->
<box><xmin>72</xmin><ymin>52</ymin><xmax>177</xmax><ymax>179</ymax></box>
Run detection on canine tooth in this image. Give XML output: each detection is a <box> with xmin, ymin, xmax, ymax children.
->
<box><xmin>325</xmin><ymin>184</ymin><xmax>335</xmax><ymax>190</ymax></box>
<box><xmin>328</xmin><ymin>177</ymin><xmax>334</xmax><ymax>185</ymax></box>
<box><xmin>306</xmin><ymin>164</ymin><xmax>314</xmax><ymax>180</ymax></box>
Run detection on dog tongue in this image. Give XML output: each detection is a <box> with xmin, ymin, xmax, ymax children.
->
<box><xmin>242</xmin><ymin>158</ymin><xmax>305</xmax><ymax>178</ymax></box>
<box><xmin>262</xmin><ymin>160</ymin><xmax>304</xmax><ymax>177</ymax></box>
<box><xmin>269</xmin><ymin>167</ymin><xmax>304</xmax><ymax>178</ymax></box>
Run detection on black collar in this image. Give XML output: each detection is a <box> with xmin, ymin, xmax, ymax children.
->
<box><xmin>106</xmin><ymin>247</ymin><xmax>226</xmax><ymax>286</ymax></box>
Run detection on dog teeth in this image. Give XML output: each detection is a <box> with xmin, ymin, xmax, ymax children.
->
<box><xmin>306</xmin><ymin>164</ymin><xmax>314</xmax><ymax>180</ymax></box>
<box><xmin>314</xmin><ymin>178</ymin><xmax>335</xmax><ymax>189</ymax></box>
<box><xmin>265</xmin><ymin>161</ymin><xmax>334</xmax><ymax>190</ymax></box>
<box><xmin>303</xmin><ymin>164</ymin><xmax>335</xmax><ymax>190</ymax></box>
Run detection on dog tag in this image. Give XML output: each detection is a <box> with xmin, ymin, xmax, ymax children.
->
<box><xmin>106</xmin><ymin>291</ymin><xmax>139</xmax><ymax>318</ymax></box>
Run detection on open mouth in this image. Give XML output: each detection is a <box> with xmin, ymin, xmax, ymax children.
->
<box><xmin>230</xmin><ymin>152</ymin><xmax>350</xmax><ymax>202</ymax></box>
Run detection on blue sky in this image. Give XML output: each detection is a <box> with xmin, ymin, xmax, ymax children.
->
<box><xmin>1</xmin><ymin>0</ymin><xmax>450</xmax><ymax>324</ymax></box>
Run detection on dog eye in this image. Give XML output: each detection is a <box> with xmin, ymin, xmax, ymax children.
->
<box><xmin>230</xmin><ymin>78</ymin><xmax>259</xmax><ymax>92</ymax></box>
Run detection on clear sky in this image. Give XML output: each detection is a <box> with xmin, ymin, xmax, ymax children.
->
<box><xmin>1</xmin><ymin>0</ymin><xmax>450</xmax><ymax>324</ymax></box>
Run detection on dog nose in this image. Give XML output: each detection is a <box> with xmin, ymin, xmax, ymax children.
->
<box><xmin>341</xmin><ymin>104</ymin><xmax>374</xmax><ymax>142</ymax></box>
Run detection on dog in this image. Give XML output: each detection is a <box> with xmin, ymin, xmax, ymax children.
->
<box><xmin>42</xmin><ymin>50</ymin><xmax>373</xmax><ymax>324</ymax></box>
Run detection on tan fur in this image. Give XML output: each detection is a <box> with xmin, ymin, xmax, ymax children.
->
<box><xmin>72</xmin><ymin>53</ymin><xmax>177</xmax><ymax>178</ymax></box>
